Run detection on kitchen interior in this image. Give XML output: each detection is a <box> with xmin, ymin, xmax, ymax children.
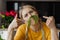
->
<box><xmin>0</xmin><ymin>0</ymin><xmax>60</xmax><ymax>40</ymax></box>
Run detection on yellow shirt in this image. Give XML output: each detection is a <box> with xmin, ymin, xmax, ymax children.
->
<box><xmin>14</xmin><ymin>22</ymin><xmax>51</xmax><ymax>40</ymax></box>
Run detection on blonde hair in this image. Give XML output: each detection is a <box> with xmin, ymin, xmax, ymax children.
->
<box><xmin>19</xmin><ymin>5</ymin><xmax>38</xmax><ymax>19</ymax></box>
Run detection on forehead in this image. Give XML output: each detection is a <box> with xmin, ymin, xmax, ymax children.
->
<box><xmin>22</xmin><ymin>5</ymin><xmax>35</xmax><ymax>13</ymax></box>
<box><xmin>22</xmin><ymin>7</ymin><xmax>33</xmax><ymax>13</ymax></box>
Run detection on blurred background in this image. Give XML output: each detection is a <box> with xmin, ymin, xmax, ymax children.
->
<box><xmin>0</xmin><ymin>0</ymin><xmax>60</xmax><ymax>40</ymax></box>
<box><xmin>0</xmin><ymin>0</ymin><xmax>60</xmax><ymax>28</ymax></box>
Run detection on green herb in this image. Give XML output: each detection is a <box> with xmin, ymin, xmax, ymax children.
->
<box><xmin>27</xmin><ymin>18</ymin><xmax>31</xmax><ymax>27</ymax></box>
<box><xmin>30</xmin><ymin>15</ymin><xmax>39</xmax><ymax>23</ymax></box>
<box><xmin>27</xmin><ymin>15</ymin><xmax>39</xmax><ymax>27</ymax></box>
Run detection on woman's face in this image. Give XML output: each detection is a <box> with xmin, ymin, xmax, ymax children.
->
<box><xmin>19</xmin><ymin>6</ymin><xmax>38</xmax><ymax>25</ymax></box>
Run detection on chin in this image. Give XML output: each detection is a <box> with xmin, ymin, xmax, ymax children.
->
<box><xmin>31</xmin><ymin>21</ymin><xmax>35</xmax><ymax>25</ymax></box>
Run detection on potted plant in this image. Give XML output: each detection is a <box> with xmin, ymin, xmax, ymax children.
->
<box><xmin>0</xmin><ymin>10</ymin><xmax>16</xmax><ymax>29</ymax></box>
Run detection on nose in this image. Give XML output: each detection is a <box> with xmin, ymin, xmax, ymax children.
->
<box><xmin>28</xmin><ymin>14</ymin><xmax>31</xmax><ymax>18</ymax></box>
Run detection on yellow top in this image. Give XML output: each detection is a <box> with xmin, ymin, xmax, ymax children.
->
<box><xmin>14</xmin><ymin>22</ymin><xmax>51</xmax><ymax>40</ymax></box>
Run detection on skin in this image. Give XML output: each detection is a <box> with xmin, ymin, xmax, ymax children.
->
<box><xmin>7</xmin><ymin>5</ymin><xmax>58</xmax><ymax>40</ymax></box>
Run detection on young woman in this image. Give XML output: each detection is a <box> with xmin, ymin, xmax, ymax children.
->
<box><xmin>13</xmin><ymin>4</ymin><xmax>58</xmax><ymax>40</ymax></box>
<box><xmin>7</xmin><ymin>4</ymin><xmax>58</xmax><ymax>40</ymax></box>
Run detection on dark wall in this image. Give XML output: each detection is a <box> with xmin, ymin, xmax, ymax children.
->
<box><xmin>6</xmin><ymin>1</ymin><xmax>60</xmax><ymax>24</ymax></box>
<box><xmin>6</xmin><ymin>2</ymin><xmax>53</xmax><ymax>20</ymax></box>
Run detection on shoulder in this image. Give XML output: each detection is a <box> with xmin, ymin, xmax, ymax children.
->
<box><xmin>18</xmin><ymin>24</ymin><xmax>26</xmax><ymax>28</ymax></box>
<box><xmin>17</xmin><ymin>24</ymin><xmax>27</xmax><ymax>32</ymax></box>
<box><xmin>42</xmin><ymin>22</ymin><xmax>51</xmax><ymax>37</ymax></box>
<box><xmin>42</xmin><ymin>22</ymin><xmax>50</xmax><ymax>31</ymax></box>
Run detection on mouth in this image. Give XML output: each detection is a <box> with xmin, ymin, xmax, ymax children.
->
<box><xmin>27</xmin><ymin>15</ymin><xmax>39</xmax><ymax>27</ymax></box>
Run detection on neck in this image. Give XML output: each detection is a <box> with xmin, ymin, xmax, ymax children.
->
<box><xmin>30</xmin><ymin>23</ymin><xmax>41</xmax><ymax>32</ymax></box>
<box><xmin>25</xmin><ymin>21</ymin><xmax>41</xmax><ymax>32</ymax></box>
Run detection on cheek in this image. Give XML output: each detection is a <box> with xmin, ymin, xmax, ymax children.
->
<box><xmin>23</xmin><ymin>16</ymin><xmax>29</xmax><ymax>22</ymax></box>
<box><xmin>23</xmin><ymin>15</ymin><xmax>31</xmax><ymax>22</ymax></box>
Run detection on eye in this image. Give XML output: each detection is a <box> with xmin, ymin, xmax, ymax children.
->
<box><xmin>29</xmin><ymin>11</ymin><xmax>33</xmax><ymax>14</ymax></box>
<box><xmin>25</xmin><ymin>14</ymin><xmax>28</xmax><ymax>17</ymax></box>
